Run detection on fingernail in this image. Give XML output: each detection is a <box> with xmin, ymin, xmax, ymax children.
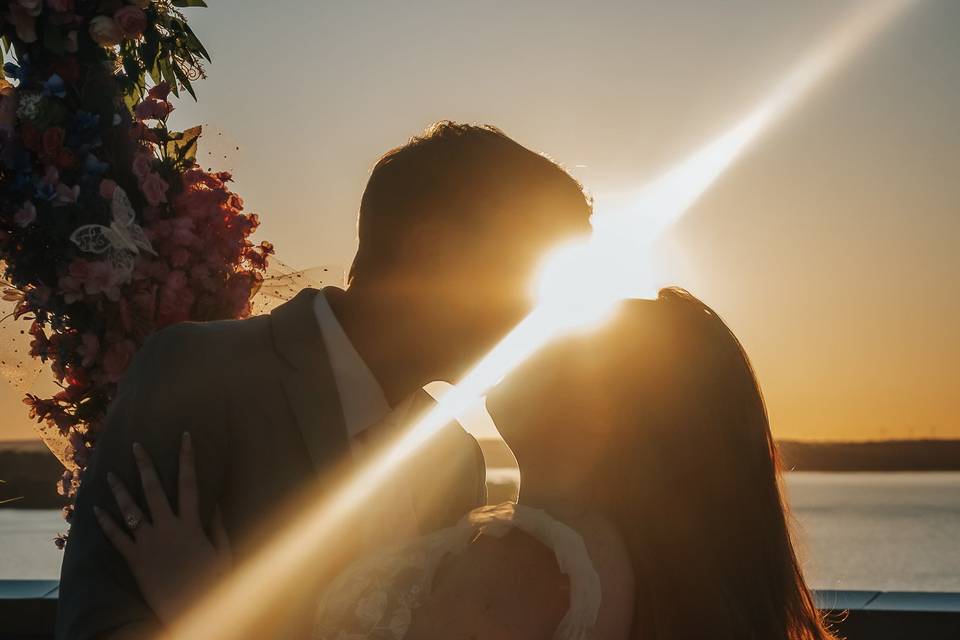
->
<box><xmin>132</xmin><ymin>442</ymin><xmax>143</xmax><ymax>456</ymax></box>
<box><xmin>106</xmin><ymin>472</ymin><xmax>116</xmax><ymax>485</ymax></box>
<box><xmin>93</xmin><ymin>506</ymin><xmax>102</xmax><ymax>518</ymax></box>
<box><xmin>182</xmin><ymin>431</ymin><xmax>192</xmax><ymax>448</ymax></box>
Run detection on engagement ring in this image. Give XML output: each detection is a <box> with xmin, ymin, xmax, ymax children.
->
<box><xmin>124</xmin><ymin>514</ymin><xmax>141</xmax><ymax>531</ymax></box>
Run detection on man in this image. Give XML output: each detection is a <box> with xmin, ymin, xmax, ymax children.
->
<box><xmin>56</xmin><ymin>122</ymin><xmax>593</xmax><ymax>638</ymax></box>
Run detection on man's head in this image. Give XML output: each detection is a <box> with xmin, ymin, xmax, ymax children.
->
<box><xmin>347</xmin><ymin>122</ymin><xmax>592</xmax><ymax>380</ymax></box>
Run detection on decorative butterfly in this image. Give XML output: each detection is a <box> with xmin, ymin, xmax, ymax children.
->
<box><xmin>69</xmin><ymin>187</ymin><xmax>157</xmax><ymax>278</ymax></box>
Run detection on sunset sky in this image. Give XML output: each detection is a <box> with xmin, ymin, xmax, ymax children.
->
<box><xmin>2</xmin><ymin>0</ymin><xmax>958</xmax><ymax>442</ymax></box>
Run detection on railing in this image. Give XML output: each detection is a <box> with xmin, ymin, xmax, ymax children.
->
<box><xmin>1</xmin><ymin>581</ymin><xmax>959</xmax><ymax>639</ymax></box>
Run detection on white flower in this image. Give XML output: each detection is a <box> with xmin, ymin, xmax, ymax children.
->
<box><xmin>89</xmin><ymin>16</ymin><xmax>123</xmax><ymax>47</ymax></box>
<box><xmin>15</xmin><ymin>92</ymin><xmax>41</xmax><ymax>121</ymax></box>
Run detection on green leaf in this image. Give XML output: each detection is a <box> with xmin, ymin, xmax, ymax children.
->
<box><xmin>166</xmin><ymin>125</ymin><xmax>202</xmax><ymax>165</ymax></box>
<box><xmin>142</xmin><ymin>29</ymin><xmax>160</xmax><ymax>73</ymax></box>
<box><xmin>172</xmin><ymin>62</ymin><xmax>197</xmax><ymax>101</ymax></box>
<box><xmin>172</xmin><ymin>0</ymin><xmax>208</xmax><ymax>7</ymax></box>
<box><xmin>158</xmin><ymin>58</ymin><xmax>180</xmax><ymax>98</ymax></box>
<box><xmin>183</xmin><ymin>23</ymin><xmax>211</xmax><ymax>62</ymax></box>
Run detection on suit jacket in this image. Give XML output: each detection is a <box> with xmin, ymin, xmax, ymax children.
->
<box><xmin>55</xmin><ymin>288</ymin><xmax>486</xmax><ymax>639</ymax></box>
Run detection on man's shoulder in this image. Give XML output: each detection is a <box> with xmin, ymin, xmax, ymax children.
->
<box><xmin>138</xmin><ymin>313</ymin><xmax>278</xmax><ymax>375</ymax></box>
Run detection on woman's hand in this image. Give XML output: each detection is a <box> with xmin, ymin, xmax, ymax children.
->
<box><xmin>94</xmin><ymin>432</ymin><xmax>232</xmax><ymax>625</ymax></box>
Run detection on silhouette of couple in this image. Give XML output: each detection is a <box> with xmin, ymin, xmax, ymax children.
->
<box><xmin>57</xmin><ymin>123</ymin><xmax>835</xmax><ymax>640</ymax></box>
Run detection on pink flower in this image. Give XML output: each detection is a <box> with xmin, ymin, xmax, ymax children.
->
<box><xmin>147</xmin><ymin>82</ymin><xmax>171</xmax><ymax>101</ymax></box>
<box><xmin>42</xmin><ymin>127</ymin><xmax>66</xmax><ymax>160</ymax></box>
<box><xmin>14</xmin><ymin>201</ymin><xmax>37</xmax><ymax>227</ymax></box>
<box><xmin>58</xmin><ymin>262</ymin><xmax>94</xmax><ymax>303</ymax></box>
<box><xmin>55</xmin><ymin>183</ymin><xmax>80</xmax><ymax>206</ymax></box>
<box><xmin>169</xmin><ymin>217</ymin><xmax>197</xmax><ymax>245</ymax></box>
<box><xmin>77</xmin><ymin>333</ymin><xmax>100</xmax><ymax>367</ymax></box>
<box><xmin>46</xmin><ymin>0</ymin><xmax>74</xmax><ymax>12</ymax></box>
<box><xmin>140</xmin><ymin>172</ymin><xmax>168</xmax><ymax>206</ymax></box>
<box><xmin>102</xmin><ymin>339</ymin><xmax>136</xmax><ymax>382</ymax></box>
<box><xmin>114</xmin><ymin>5</ymin><xmax>147</xmax><ymax>38</ymax></box>
<box><xmin>158</xmin><ymin>269</ymin><xmax>195</xmax><ymax>324</ymax></box>
<box><xmin>89</xmin><ymin>16</ymin><xmax>123</xmax><ymax>47</ymax></box>
<box><xmin>7</xmin><ymin>3</ymin><xmax>38</xmax><ymax>43</ymax></box>
<box><xmin>99</xmin><ymin>178</ymin><xmax>117</xmax><ymax>199</ymax></box>
<box><xmin>134</xmin><ymin>98</ymin><xmax>173</xmax><ymax>122</ymax></box>
<box><xmin>169</xmin><ymin>247</ymin><xmax>191</xmax><ymax>267</ymax></box>
<box><xmin>43</xmin><ymin>165</ymin><xmax>59</xmax><ymax>185</ymax></box>
<box><xmin>83</xmin><ymin>261</ymin><xmax>121</xmax><ymax>300</ymax></box>
<box><xmin>18</xmin><ymin>0</ymin><xmax>42</xmax><ymax>17</ymax></box>
<box><xmin>132</xmin><ymin>151</ymin><xmax>153</xmax><ymax>179</ymax></box>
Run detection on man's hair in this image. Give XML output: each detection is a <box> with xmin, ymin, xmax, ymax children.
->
<box><xmin>349</xmin><ymin>121</ymin><xmax>590</xmax><ymax>284</ymax></box>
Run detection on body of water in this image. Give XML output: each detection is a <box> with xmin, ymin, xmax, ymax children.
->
<box><xmin>2</xmin><ymin>472</ymin><xmax>959</xmax><ymax>591</ymax></box>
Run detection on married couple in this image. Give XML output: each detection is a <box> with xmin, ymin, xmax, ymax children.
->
<box><xmin>56</xmin><ymin>123</ymin><xmax>835</xmax><ymax>640</ymax></box>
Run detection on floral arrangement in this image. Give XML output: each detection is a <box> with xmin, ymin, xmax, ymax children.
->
<box><xmin>0</xmin><ymin>0</ymin><xmax>273</xmax><ymax>546</ymax></box>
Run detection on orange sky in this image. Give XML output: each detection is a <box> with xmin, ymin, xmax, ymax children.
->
<box><xmin>2</xmin><ymin>0</ymin><xmax>958</xmax><ymax>442</ymax></box>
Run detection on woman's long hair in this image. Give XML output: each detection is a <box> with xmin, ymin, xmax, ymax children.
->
<box><xmin>501</xmin><ymin>287</ymin><xmax>837</xmax><ymax>640</ymax></box>
<box><xmin>600</xmin><ymin>289</ymin><xmax>836</xmax><ymax>640</ymax></box>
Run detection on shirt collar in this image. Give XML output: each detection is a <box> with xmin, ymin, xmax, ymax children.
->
<box><xmin>313</xmin><ymin>290</ymin><xmax>391</xmax><ymax>438</ymax></box>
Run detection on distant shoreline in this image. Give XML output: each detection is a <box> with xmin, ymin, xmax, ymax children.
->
<box><xmin>479</xmin><ymin>438</ymin><xmax>960</xmax><ymax>474</ymax></box>
<box><xmin>3</xmin><ymin>438</ymin><xmax>960</xmax><ymax>509</ymax></box>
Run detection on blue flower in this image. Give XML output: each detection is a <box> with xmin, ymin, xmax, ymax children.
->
<box><xmin>83</xmin><ymin>154</ymin><xmax>109</xmax><ymax>176</ymax></box>
<box><xmin>43</xmin><ymin>74</ymin><xmax>67</xmax><ymax>99</ymax></box>
<box><xmin>72</xmin><ymin>111</ymin><xmax>100</xmax><ymax>132</ymax></box>
<box><xmin>34</xmin><ymin>182</ymin><xmax>57</xmax><ymax>203</ymax></box>
<box><xmin>68</xmin><ymin>111</ymin><xmax>103</xmax><ymax>151</ymax></box>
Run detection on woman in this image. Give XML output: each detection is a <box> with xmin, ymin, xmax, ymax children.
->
<box><xmin>97</xmin><ymin>288</ymin><xmax>837</xmax><ymax>639</ymax></box>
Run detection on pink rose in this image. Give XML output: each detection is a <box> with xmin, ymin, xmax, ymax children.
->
<box><xmin>99</xmin><ymin>178</ymin><xmax>117</xmax><ymax>199</ymax></box>
<box><xmin>158</xmin><ymin>270</ymin><xmax>195</xmax><ymax>323</ymax></box>
<box><xmin>46</xmin><ymin>0</ymin><xmax>74</xmax><ymax>12</ymax></box>
<box><xmin>132</xmin><ymin>151</ymin><xmax>153</xmax><ymax>179</ymax></box>
<box><xmin>140</xmin><ymin>171</ymin><xmax>168</xmax><ymax>206</ymax></box>
<box><xmin>77</xmin><ymin>333</ymin><xmax>100</xmax><ymax>367</ymax></box>
<box><xmin>42</xmin><ymin>165</ymin><xmax>59</xmax><ymax>185</ymax></box>
<box><xmin>14</xmin><ymin>201</ymin><xmax>36</xmax><ymax>227</ymax></box>
<box><xmin>114</xmin><ymin>6</ymin><xmax>147</xmax><ymax>38</ymax></box>
<box><xmin>18</xmin><ymin>0</ymin><xmax>42</xmax><ymax>17</ymax></box>
<box><xmin>170</xmin><ymin>216</ymin><xmax>196</xmax><ymax>245</ymax></box>
<box><xmin>147</xmin><ymin>82</ymin><xmax>171</xmax><ymax>101</ymax></box>
<box><xmin>55</xmin><ymin>183</ymin><xmax>80</xmax><ymax>206</ymax></box>
<box><xmin>7</xmin><ymin>4</ymin><xmax>38</xmax><ymax>43</ymax></box>
<box><xmin>42</xmin><ymin>126</ymin><xmax>65</xmax><ymax>159</ymax></box>
<box><xmin>134</xmin><ymin>98</ymin><xmax>172</xmax><ymax>122</ymax></box>
<box><xmin>89</xmin><ymin>16</ymin><xmax>123</xmax><ymax>47</ymax></box>
<box><xmin>83</xmin><ymin>261</ymin><xmax>121</xmax><ymax>300</ymax></box>
<box><xmin>102</xmin><ymin>339</ymin><xmax>136</xmax><ymax>382</ymax></box>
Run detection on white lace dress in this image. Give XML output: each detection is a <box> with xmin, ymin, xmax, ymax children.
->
<box><xmin>313</xmin><ymin>502</ymin><xmax>602</xmax><ymax>640</ymax></box>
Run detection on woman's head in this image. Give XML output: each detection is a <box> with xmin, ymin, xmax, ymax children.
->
<box><xmin>488</xmin><ymin>287</ymin><xmax>835</xmax><ymax>640</ymax></box>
